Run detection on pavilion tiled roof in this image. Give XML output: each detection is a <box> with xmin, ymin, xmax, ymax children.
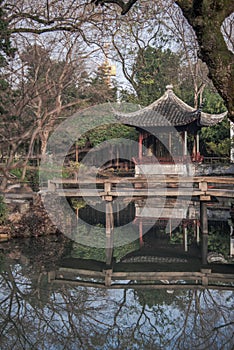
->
<box><xmin>115</xmin><ymin>85</ymin><xmax>227</xmax><ymax>127</ymax></box>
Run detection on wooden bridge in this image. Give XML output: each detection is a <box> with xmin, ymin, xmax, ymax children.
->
<box><xmin>45</xmin><ymin>176</ymin><xmax>234</xmax><ymax>201</ymax></box>
<box><xmin>40</xmin><ymin>176</ymin><xmax>234</xmax><ymax>290</ymax></box>
<box><xmin>48</xmin><ymin>265</ymin><xmax>234</xmax><ymax>290</ymax></box>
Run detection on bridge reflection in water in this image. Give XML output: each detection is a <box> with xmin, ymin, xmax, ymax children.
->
<box><xmin>48</xmin><ymin>198</ymin><xmax>234</xmax><ymax>290</ymax></box>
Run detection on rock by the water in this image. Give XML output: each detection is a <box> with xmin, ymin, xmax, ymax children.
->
<box><xmin>207</xmin><ymin>252</ymin><xmax>227</xmax><ymax>264</ymax></box>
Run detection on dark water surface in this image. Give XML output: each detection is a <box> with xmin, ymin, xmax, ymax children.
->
<box><xmin>0</xmin><ymin>199</ymin><xmax>233</xmax><ymax>349</ymax></box>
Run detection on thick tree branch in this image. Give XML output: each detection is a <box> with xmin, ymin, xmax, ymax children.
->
<box><xmin>176</xmin><ymin>0</ymin><xmax>234</xmax><ymax>121</ymax></box>
<box><xmin>91</xmin><ymin>0</ymin><xmax>138</xmax><ymax>15</ymax></box>
<box><xmin>91</xmin><ymin>0</ymin><xmax>234</xmax><ymax>120</ymax></box>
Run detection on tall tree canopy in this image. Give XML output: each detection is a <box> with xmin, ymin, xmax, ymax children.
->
<box><xmin>121</xmin><ymin>43</ymin><xmax>230</xmax><ymax>158</ymax></box>
<box><xmin>0</xmin><ymin>0</ymin><xmax>232</xmax><ymax>190</ymax></box>
<box><xmin>2</xmin><ymin>0</ymin><xmax>233</xmax><ymax>119</ymax></box>
<box><xmin>131</xmin><ymin>47</ymin><xmax>182</xmax><ymax>105</ymax></box>
<box><xmin>91</xmin><ymin>0</ymin><xmax>234</xmax><ymax>121</ymax></box>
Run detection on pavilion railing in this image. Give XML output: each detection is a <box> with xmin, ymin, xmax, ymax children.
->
<box><xmin>132</xmin><ymin>156</ymin><xmax>192</xmax><ymax>164</ymax></box>
<box><xmin>133</xmin><ymin>156</ymin><xmax>231</xmax><ymax>165</ymax></box>
<box><xmin>203</xmin><ymin>157</ymin><xmax>230</xmax><ymax>164</ymax></box>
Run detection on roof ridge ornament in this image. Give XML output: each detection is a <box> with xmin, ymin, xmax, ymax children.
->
<box><xmin>195</xmin><ymin>102</ymin><xmax>204</xmax><ymax>118</ymax></box>
<box><xmin>198</xmin><ymin>102</ymin><xmax>204</xmax><ymax>111</ymax></box>
<box><xmin>166</xmin><ymin>84</ymin><xmax>173</xmax><ymax>92</ymax></box>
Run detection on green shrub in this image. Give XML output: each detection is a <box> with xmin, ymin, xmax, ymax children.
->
<box><xmin>10</xmin><ymin>168</ymin><xmax>23</xmax><ymax>179</ymax></box>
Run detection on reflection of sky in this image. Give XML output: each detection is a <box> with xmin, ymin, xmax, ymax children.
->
<box><xmin>0</xmin><ymin>240</ymin><xmax>234</xmax><ymax>350</ymax></box>
<box><xmin>0</xmin><ymin>265</ymin><xmax>234</xmax><ymax>350</ymax></box>
<box><xmin>48</xmin><ymin>287</ymin><xmax>233</xmax><ymax>349</ymax></box>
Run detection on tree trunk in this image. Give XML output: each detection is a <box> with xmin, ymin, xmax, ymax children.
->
<box><xmin>40</xmin><ymin>131</ymin><xmax>50</xmax><ymax>160</ymax></box>
<box><xmin>177</xmin><ymin>0</ymin><xmax>234</xmax><ymax>121</ymax></box>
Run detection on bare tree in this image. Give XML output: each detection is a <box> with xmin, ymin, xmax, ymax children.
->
<box><xmin>91</xmin><ymin>0</ymin><xmax>234</xmax><ymax>121</ymax></box>
<box><xmin>0</xmin><ymin>31</ymin><xmax>92</xmax><ymax>188</ymax></box>
<box><xmin>88</xmin><ymin>0</ymin><xmax>225</xmax><ymax>110</ymax></box>
<box><xmin>2</xmin><ymin>0</ymin><xmax>233</xmax><ymax>117</ymax></box>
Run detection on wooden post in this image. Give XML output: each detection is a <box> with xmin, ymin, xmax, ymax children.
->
<box><xmin>116</xmin><ymin>146</ymin><xmax>119</xmax><ymax>169</ymax></box>
<box><xmin>47</xmin><ymin>271</ymin><xmax>56</xmax><ymax>282</ymax></box>
<box><xmin>104</xmin><ymin>181</ymin><xmax>111</xmax><ymax>194</ymax></box>
<box><xmin>201</xmin><ymin>269</ymin><xmax>212</xmax><ymax>286</ymax></box>
<box><xmin>199</xmin><ymin>181</ymin><xmax>208</xmax><ymax>192</ymax></box>
<box><xmin>200</xmin><ymin>200</ymin><xmax>209</xmax><ymax>265</ymax></box>
<box><xmin>200</xmin><ymin>201</ymin><xmax>208</xmax><ymax>235</ymax></box>
<box><xmin>201</xmin><ymin>233</ymin><xmax>209</xmax><ymax>265</ymax></box>
<box><xmin>48</xmin><ymin>180</ymin><xmax>56</xmax><ymax>192</ymax></box>
<box><xmin>104</xmin><ymin>269</ymin><xmax>112</xmax><ymax>287</ymax></box>
<box><xmin>103</xmin><ymin>181</ymin><xmax>113</xmax><ymax>201</ymax></box>
<box><xmin>106</xmin><ymin>203</ymin><xmax>114</xmax><ymax>267</ymax></box>
<box><xmin>75</xmin><ymin>143</ymin><xmax>79</xmax><ymax>162</ymax></box>
<box><xmin>106</xmin><ymin>241</ymin><xmax>113</xmax><ymax>267</ymax></box>
<box><xmin>196</xmin><ymin>220</ymin><xmax>200</xmax><ymax>244</ymax></box>
<box><xmin>183</xmin><ymin>225</ymin><xmax>188</xmax><ymax>252</ymax></box>
<box><xmin>201</xmin><ymin>268</ymin><xmax>211</xmax><ymax>286</ymax></box>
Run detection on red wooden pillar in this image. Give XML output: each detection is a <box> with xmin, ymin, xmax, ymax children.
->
<box><xmin>182</xmin><ymin>130</ymin><xmax>188</xmax><ymax>159</ymax></box>
<box><xmin>192</xmin><ymin>133</ymin><xmax>200</xmax><ymax>160</ymax></box>
<box><xmin>184</xmin><ymin>130</ymin><xmax>188</xmax><ymax>157</ymax></box>
<box><xmin>168</xmin><ymin>132</ymin><xmax>172</xmax><ymax>154</ymax></box>
<box><xmin>138</xmin><ymin>132</ymin><xmax>143</xmax><ymax>161</ymax></box>
<box><xmin>192</xmin><ymin>135</ymin><xmax>196</xmax><ymax>161</ymax></box>
<box><xmin>139</xmin><ymin>218</ymin><xmax>143</xmax><ymax>247</ymax></box>
<box><xmin>196</xmin><ymin>133</ymin><xmax>200</xmax><ymax>154</ymax></box>
<box><xmin>183</xmin><ymin>222</ymin><xmax>188</xmax><ymax>252</ymax></box>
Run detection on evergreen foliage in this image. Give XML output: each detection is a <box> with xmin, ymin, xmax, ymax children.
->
<box><xmin>133</xmin><ymin>47</ymin><xmax>182</xmax><ymax>106</ymax></box>
<box><xmin>200</xmin><ymin>91</ymin><xmax>230</xmax><ymax>157</ymax></box>
<box><xmin>0</xmin><ymin>0</ymin><xmax>15</xmax><ymax>65</ymax></box>
<box><xmin>121</xmin><ymin>45</ymin><xmax>230</xmax><ymax>158</ymax></box>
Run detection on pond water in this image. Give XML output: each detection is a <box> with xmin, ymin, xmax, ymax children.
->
<box><xmin>0</xmin><ymin>198</ymin><xmax>233</xmax><ymax>349</ymax></box>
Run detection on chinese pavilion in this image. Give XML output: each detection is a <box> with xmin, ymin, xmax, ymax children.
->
<box><xmin>115</xmin><ymin>85</ymin><xmax>227</xmax><ymax>176</ymax></box>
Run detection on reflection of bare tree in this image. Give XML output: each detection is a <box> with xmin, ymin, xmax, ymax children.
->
<box><xmin>0</xmin><ymin>256</ymin><xmax>233</xmax><ymax>349</ymax></box>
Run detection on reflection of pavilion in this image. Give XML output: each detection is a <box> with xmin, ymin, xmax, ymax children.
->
<box><xmin>48</xmin><ymin>200</ymin><xmax>234</xmax><ymax>289</ymax></box>
<box><xmin>134</xmin><ymin>198</ymin><xmax>199</xmax><ymax>251</ymax></box>
<box><xmin>115</xmin><ymin>85</ymin><xmax>227</xmax><ymax>176</ymax></box>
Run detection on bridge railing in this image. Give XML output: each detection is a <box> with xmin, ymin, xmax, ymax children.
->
<box><xmin>46</xmin><ymin>176</ymin><xmax>234</xmax><ymax>199</ymax></box>
<box><xmin>203</xmin><ymin>157</ymin><xmax>230</xmax><ymax>164</ymax></box>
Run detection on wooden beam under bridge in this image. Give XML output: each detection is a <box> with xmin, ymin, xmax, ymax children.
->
<box><xmin>47</xmin><ymin>268</ymin><xmax>234</xmax><ymax>290</ymax></box>
<box><xmin>45</xmin><ymin>176</ymin><xmax>234</xmax><ymax>200</ymax></box>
